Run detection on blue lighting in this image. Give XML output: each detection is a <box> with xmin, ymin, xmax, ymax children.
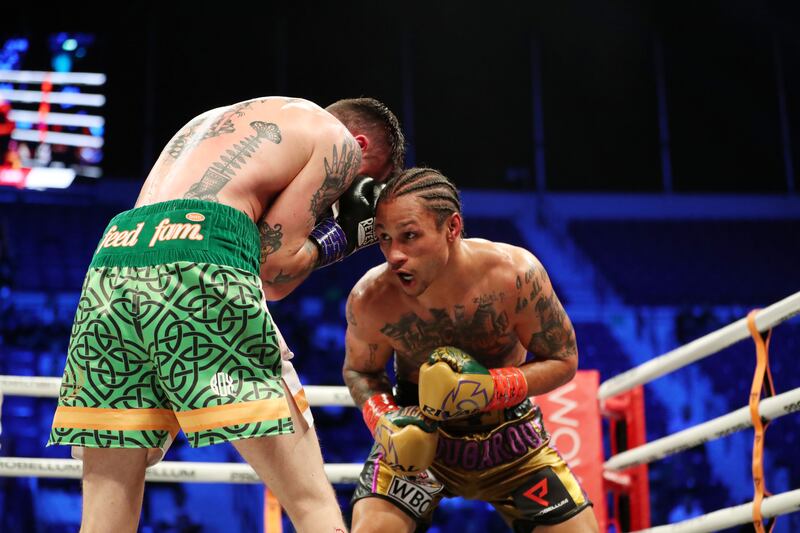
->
<box><xmin>62</xmin><ymin>39</ymin><xmax>78</xmax><ymax>52</ymax></box>
<box><xmin>0</xmin><ymin>37</ymin><xmax>29</xmax><ymax>70</ymax></box>
<box><xmin>52</xmin><ymin>53</ymin><xmax>72</xmax><ymax>73</ymax></box>
<box><xmin>58</xmin><ymin>85</ymin><xmax>79</xmax><ymax>109</ymax></box>
<box><xmin>9</xmin><ymin>38</ymin><xmax>28</xmax><ymax>52</ymax></box>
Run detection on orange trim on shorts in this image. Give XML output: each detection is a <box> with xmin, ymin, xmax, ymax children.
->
<box><xmin>52</xmin><ymin>406</ymin><xmax>180</xmax><ymax>433</ymax></box>
<box><xmin>293</xmin><ymin>389</ymin><xmax>309</xmax><ymax>413</ymax></box>
<box><xmin>175</xmin><ymin>397</ymin><xmax>291</xmax><ymax>433</ymax></box>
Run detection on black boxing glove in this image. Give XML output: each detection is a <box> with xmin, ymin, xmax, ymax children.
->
<box><xmin>310</xmin><ymin>175</ymin><xmax>385</xmax><ymax>268</ymax></box>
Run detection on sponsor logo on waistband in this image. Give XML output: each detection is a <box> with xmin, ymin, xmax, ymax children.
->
<box><xmin>97</xmin><ymin>222</ymin><xmax>146</xmax><ymax>251</ymax></box>
<box><xmin>149</xmin><ymin>218</ymin><xmax>204</xmax><ymax>247</ymax></box>
<box><xmin>96</xmin><ymin>217</ymin><xmax>206</xmax><ymax>254</ymax></box>
<box><xmin>435</xmin><ymin>420</ymin><xmax>544</xmax><ymax>471</ymax></box>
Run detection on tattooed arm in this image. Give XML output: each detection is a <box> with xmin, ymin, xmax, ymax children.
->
<box><xmin>342</xmin><ymin>286</ymin><xmax>395</xmax><ymax>408</ymax></box>
<box><xmin>512</xmin><ymin>250</ymin><xmax>578</xmax><ymax>395</ymax></box>
<box><xmin>260</xmin><ymin>126</ymin><xmax>361</xmax><ymax>300</ymax></box>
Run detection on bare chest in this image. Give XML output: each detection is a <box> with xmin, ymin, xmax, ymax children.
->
<box><xmin>379</xmin><ymin>292</ymin><xmax>523</xmax><ymax>378</ymax></box>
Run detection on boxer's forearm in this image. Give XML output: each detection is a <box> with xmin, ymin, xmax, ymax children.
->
<box><xmin>261</xmin><ymin>239</ymin><xmax>318</xmax><ymax>300</ymax></box>
<box><xmin>343</xmin><ymin>368</ymin><xmax>393</xmax><ymax>409</ymax></box>
<box><xmin>519</xmin><ymin>357</ymin><xmax>577</xmax><ymax>397</ymax></box>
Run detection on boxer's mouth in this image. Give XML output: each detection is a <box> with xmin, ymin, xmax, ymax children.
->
<box><xmin>396</xmin><ymin>272</ymin><xmax>414</xmax><ymax>285</ymax></box>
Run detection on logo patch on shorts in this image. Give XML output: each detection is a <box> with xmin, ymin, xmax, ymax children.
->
<box><xmin>387</xmin><ymin>474</ymin><xmax>442</xmax><ymax>516</ymax></box>
<box><xmin>210</xmin><ymin>372</ymin><xmax>235</xmax><ymax>396</ymax></box>
<box><xmin>513</xmin><ymin>467</ymin><xmax>577</xmax><ymax>518</ymax></box>
<box><xmin>186</xmin><ymin>212</ymin><xmax>205</xmax><ymax>222</ymax></box>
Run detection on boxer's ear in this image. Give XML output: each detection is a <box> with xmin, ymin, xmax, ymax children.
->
<box><xmin>446</xmin><ymin>213</ymin><xmax>462</xmax><ymax>242</ymax></box>
<box><xmin>353</xmin><ymin>134</ymin><xmax>368</xmax><ymax>152</ymax></box>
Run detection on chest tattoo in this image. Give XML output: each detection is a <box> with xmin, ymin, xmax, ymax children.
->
<box><xmin>380</xmin><ymin>301</ymin><xmax>518</xmax><ymax>366</ymax></box>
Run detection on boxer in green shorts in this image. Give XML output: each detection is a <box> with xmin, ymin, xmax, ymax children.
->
<box><xmin>49</xmin><ymin>96</ymin><xmax>406</xmax><ymax>533</ymax></box>
<box><xmin>49</xmin><ymin>200</ymin><xmax>291</xmax><ymax>452</ymax></box>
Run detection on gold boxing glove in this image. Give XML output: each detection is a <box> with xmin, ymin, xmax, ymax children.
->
<box><xmin>418</xmin><ymin>346</ymin><xmax>528</xmax><ymax>421</ymax></box>
<box><xmin>362</xmin><ymin>393</ymin><xmax>438</xmax><ymax>476</ymax></box>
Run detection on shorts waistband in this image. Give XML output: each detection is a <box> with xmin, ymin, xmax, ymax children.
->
<box><xmin>434</xmin><ymin>403</ymin><xmax>549</xmax><ymax>471</ymax></box>
<box><xmin>89</xmin><ymin>199</ymin><xmax>261</xmax><ymax>275</ymax></box>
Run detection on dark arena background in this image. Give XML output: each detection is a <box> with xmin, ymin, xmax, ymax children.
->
<box><xmin>1</xmin><ymin>2</ymin><xmax>799</xmax><ymax>532</ymax></box>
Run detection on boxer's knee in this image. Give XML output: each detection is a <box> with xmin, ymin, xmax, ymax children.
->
<box><xmin>352</xmin><ymin>497</ymin><xmax>415</xmax><ymax>533</ymax></box>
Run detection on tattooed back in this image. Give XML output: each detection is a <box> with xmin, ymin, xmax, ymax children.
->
<box><xmin>135</xmin><ymin>97</ymin><xmax>350</xmax><ymax>223</ymax></box>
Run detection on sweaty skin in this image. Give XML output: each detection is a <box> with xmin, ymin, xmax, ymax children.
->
<box><xmin>135</xmin><ymin>97</ymin><xmax>363</xmax><ymax>299</ymax></box>
<box><xmin>344</xmin><ymin>194</ymin><xmax>599</xmax><ymax>533</ymax></box>
<box><xmin>343</xmin><ymin>195</ymin><xmax>578</xmax><ymax>409</ymax></box>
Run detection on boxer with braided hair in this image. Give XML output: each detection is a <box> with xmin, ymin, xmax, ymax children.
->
<box><xmin>376</xmin><ymin>167</ymin><xmax>464</xmax><ymax>230</ymax></box>
<box><xmin>343</xmin><ymin>167</ymin><xmax>599</xmax><ymax>532</ymax></box>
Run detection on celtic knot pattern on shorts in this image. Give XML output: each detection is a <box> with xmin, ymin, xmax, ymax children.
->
<box><xmin>49</xmin><ymin>261</ymin><xmax>292</xmax><ymax>450</ymax></box>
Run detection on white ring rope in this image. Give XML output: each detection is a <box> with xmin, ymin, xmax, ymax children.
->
<box><xmin>0</xmin><ymin>376</ymin><xmax>354</xmax><ymax>406</ymax></box>
<box><xmin>0</xmin><ymin>377</ymin><xmax>359</xmax><ymax>483</ymax></box>
<box><xmin>632</xmin><ymin>489</ymin><xmax>800</xmax><ymax>533</ymax></box>
<box><xmin>604</xmin><ymin>386</ymin><xmax>800</xmax><ymax>471</ymax></box>
<box><xmin>598</xmin><ymin>290</ymin><xmax>800</xmax><ymax>400</ymax></box>
<box><xmin>0</xmin><ymin>378</ymin><xmax>358</xmax><ymax>483</ymax></box>
<box><xmin>0</xmin><ymin>457</ymin><xmax>362</xmax><ymax>485</ymax></box>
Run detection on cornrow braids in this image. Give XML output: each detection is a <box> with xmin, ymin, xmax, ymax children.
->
<box><xmin>378</xmin><ymin>167</ymin><xmax>464</xmax><ymax>234</ymax></box>
<box><xmin>326</xmin><ymin>97</ymin><xmax>406</xmax><ymax>177</ymax></box>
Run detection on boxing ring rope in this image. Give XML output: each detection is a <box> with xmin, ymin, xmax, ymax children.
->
<box><xmin>0</xmin><ymin>457</ymin><xmax>363</xmax><ymax>485</ymax></box>
<box><xmin>598</xmin><ymin>290</ymin><xmax>800</xmax><ymax>400</ymax></box>
<box><xmin>0</xmin><ymin>379</ymin><xmax>361</xmax><ymax>484</ymax></box>
<box><xmin>598</xmin><ymin>290</ymin><xmax>800</xmax><ymax>532</ymax></box>
<box><xmin>0</xmin><ymin>377</ymin><xmax>356</xmax><ymax>406</ymax></box>
<box><xmin>641</xmin><ymin>490</ymin><xmax>800</xmax><ymax>533</ymax></box>
<box><xmin>604</xmin><ymin>387</ymin><xmax>800</xmax><ymax>472</ymax></box>
<box><xmin>0</xmin><ymin>289</ymin><xmax>798</xmax><ymax>531</ymax></box>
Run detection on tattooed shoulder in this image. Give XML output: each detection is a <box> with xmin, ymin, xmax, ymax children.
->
<box><xmin>166</xmin><ymin>117</ymin><xmax>204</xmax><ymax>159</ymax></box>
<box><xmin>167</xmin><ymin>100</ymin><xmax>266</xmax><ymax>160</ymax></box>
<box><xmin>346</xmin><ymin>295</ymin><xmax>358</xmax><ymax>326</ymax></box>
<box><xmin>514</xmin><ymin>260</ymin><xmax>545</xmax><ymax>314</ymax></box>
<box><xmin>526</xmin><ymin>292</ymin><xmax>577</xmax><ymax>360</ymax></box>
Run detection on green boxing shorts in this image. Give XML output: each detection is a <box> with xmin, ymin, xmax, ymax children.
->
<box><xmin>48</xmin><ymin>199</ymin><xmax>294</xmax><ymax>460</ymax></box>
